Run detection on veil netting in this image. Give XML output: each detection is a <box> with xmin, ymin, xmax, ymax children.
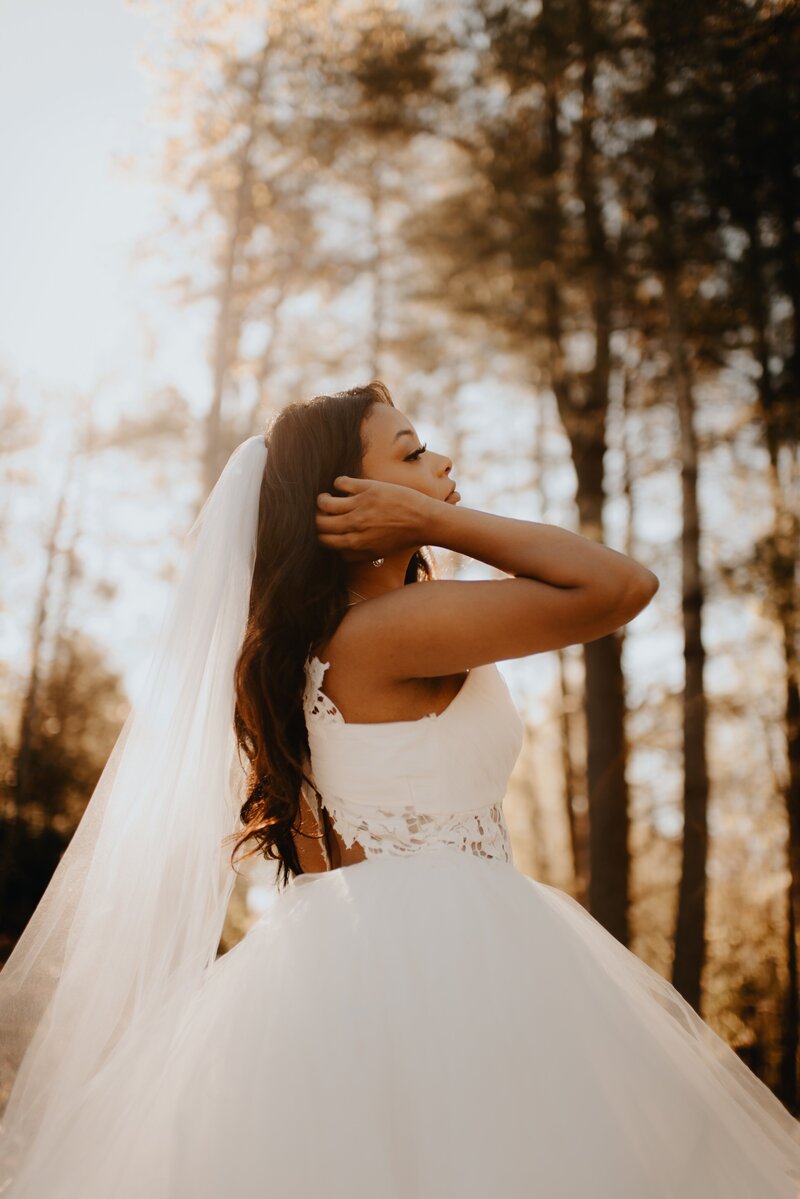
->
<box><xmin>0</xmin><ymin>434</ymin><xmax>269</xmax><ymax>1188</ymax></box>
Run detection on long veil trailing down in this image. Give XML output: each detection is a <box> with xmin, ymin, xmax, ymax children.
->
<box><xmin>0</xmin><ymin>435</ymin><xmax>268</xmax><ymax>1187</ymax></box>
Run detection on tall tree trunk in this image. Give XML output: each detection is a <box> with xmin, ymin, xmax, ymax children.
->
<box><xmin>573</xmin><ymin>444</ymin><xmax>631</xmax><ymax>944</ymax></box>
<box><xmin>532</xmin><ymin>394</ymin><xmax>588</xmax><ymax>902</ymax></box>
<box><xmin>741</xmin><ymin>197</ymin><xmax>800</xmax><ymax>1103</ymax></box>
<box><xmin>619</xmin><ymin>366</ymin><xmax>636</xmax><ymax>560</ymax></box>
<box><xmin>775</xmin><ymin>30</ymin><xmax>800</xmax><ymax>396</ymax></box>
<box><xmin>646</xmin><ymin>17</ymin><xmax>710</xmax><ymax>1012</ymax></box>
<box><xmin>664</xmin><ymin>263</ymin><xmax>709</xmax><ymax>1014</ymax></box>
<box><xmin>772</xmin><ymin>35</ymin><xmax>800</xmax><ymax>1105</ymax></box>
<box><xmin>554</xmin><ymin>0</ymin><xmax>631</xmax><ymax>944</ymax></box>
<box><xmin>781</xmin><ymin>651</ymin><xmax>800</xmax><ymax>1108</ymax></box>
<box><xmin>541</xmin><ymin>54</ymin><xmax>630</xmax><ymax>942</ymax></box>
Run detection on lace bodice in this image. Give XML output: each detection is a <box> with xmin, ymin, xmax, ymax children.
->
<box><xmin>302</xmin><ymin>653</ymin><xmax>524</xmax><ymax>869</ymax></box>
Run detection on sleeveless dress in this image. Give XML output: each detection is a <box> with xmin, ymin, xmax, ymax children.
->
<box><xmin>6</xmin><ymin>655</ymin><xmax>800</xmax><ymax>1198</ymax></box>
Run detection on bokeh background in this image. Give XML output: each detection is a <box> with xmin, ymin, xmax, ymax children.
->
<box><xmin>1</xmin><ymin>0</ymin><xmax>798</xmax><ymax>1111</ymax></box>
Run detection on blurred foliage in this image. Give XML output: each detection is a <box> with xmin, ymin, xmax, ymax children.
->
<box><xmin>0</xmin><ymin>631</ymin><xmax>127</xmax><ymax>958</ymax></box>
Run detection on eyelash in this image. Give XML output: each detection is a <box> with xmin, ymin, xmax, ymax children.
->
<box><xmin>405</xmin><ymin>442</ymin><xmax>427</xmax><ymax>461</ymax></box>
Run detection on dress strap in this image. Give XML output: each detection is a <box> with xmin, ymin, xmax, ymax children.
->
<box><xmin>303</xmin><ymin>655</ymin><xmax>344</xmax><ymax>726</ymax></box>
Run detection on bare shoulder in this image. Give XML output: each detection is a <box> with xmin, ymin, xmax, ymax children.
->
<box><xmin>314</xmin><ymin>600</ymin><xmax>466</xmax><ymax>724</ymax></box>
<box><xmin>319</xmin><ymin>577</ymin><xmax>529</xmax><ymax>683</ymax></box>
<box><xmin>318</xmin><ymin>573</ymin><xmax>650</xmax><ymax>682</ymax></box>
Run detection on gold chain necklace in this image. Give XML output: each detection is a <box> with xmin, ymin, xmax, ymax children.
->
<box><xmin>346</xmin><ymin>587</ymin><xmax>369</xmax><ymax>606</ymax></box>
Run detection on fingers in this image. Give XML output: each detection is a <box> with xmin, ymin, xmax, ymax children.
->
<box><xmin>316</xmin><ymin>473</ymin><xmax>369</xmax><ymax>507</ymax></box>
<box><xmin>316</xmin><ymin>491</ymin><xmax>359</xmax><ymax>512</ymax></box>
<box><xmin>316</xmin><ymin>532</ymin><xmax>353</xmax><ymax>549</ymax></box>
<box><xmin>315</xmin><ymin>512</ymin><xmax>360</xmax><ymax>540</ymax></box>
<box><xmin>315</xmin><ymin>477</ymin><xmax>368</xmax><ymax>550</ymax></box>
<box><xmin>315</xmin><ymin>498</ymin><xmax>361</xmax><ymax>541</ymax></box>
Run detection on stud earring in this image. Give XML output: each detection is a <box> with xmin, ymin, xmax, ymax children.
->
<box><xmin>372</xmin><ymin>557</ymin><xmax>384</xmax><ymax>567</ymax></box>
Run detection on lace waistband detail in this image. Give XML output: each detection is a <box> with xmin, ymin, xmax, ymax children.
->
<box><xmin>321</xmin><ymin>796</ymin><xmax>513</xmax><ymax>864</ymax></box>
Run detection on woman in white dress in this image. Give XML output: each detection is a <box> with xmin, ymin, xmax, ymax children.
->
<box><xmin>1</xmin><ymin>379</ymin><xmax>799</xmax><ymax>1197</ymax></box>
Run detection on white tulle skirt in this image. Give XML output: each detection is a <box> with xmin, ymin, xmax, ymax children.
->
<box><xmin>7</xmin><ymin>848</ymin><xmax>800</xmax><ymax>1198</ymax></box>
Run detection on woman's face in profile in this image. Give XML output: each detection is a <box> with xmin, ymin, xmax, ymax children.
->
<box><xmin>359</xmin><ymin>402</ymin><xmax>459</xmax><ymax>506</ymax></box>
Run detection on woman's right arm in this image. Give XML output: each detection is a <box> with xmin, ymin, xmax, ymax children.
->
<box><xmin>317</xmin><ymin>483</ymin><xmax>659</xmax><ymax>679</ymax></box>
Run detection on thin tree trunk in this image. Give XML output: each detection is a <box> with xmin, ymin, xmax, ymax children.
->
<box><xmin>642</xmin><ymin>3</ymin><xmax>711</xmax><ymax>1014</ymax></box>
<box><xmin>531</xmin><ymin>385</ymin><xmax>588</xmax><ymax>901</ymax></box>
<box><xmin>576</xmin><ymin>0</ymin><xmax>632</xmax><ymax>942</ymax></box>
<box><xmin>665</xmin><ymin>266</ymin><xmax>709</xmax><ymax>1014</ymax></box>
<box><xmin>775</xmin><ymin>35</ymin><xmax>800</xmax><ymax>394</ymax></box>
<box><xmin>539</xmin><ymin>34</ymin><xmax>631</xmax><ymax>944</ymax></box>
<box><xmin>772</xmin><ymin>36</ymin><xmax>800</xmax><ymax>1103</ymax></box>
<box><xmin>776</xmin><ymin>509</ymin><xmax>800</xmax><ymax>1107</ymax></box>
<box><xmin>647</xmin><ymin>154</ymin><xmax>708</xmax><ymax>1014</ymax></box>
<box><xmin>742</xmin><ymin>198</ymin><xmax>800</xmax><ymax>1102</ymax></box>
<box><xmin>575</xmin><ymin>451</ymin><xmax>631</xmax><ymax>944</ymax></box>
<box><xmin>620</xmin><ymin>366</ymin><xmax>635</xmax><ymax>560</ymax></box>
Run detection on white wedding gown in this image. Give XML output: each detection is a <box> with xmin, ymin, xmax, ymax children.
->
<box><xmin>5</xmin><ymin>654</ymin><xmax>800</xmax><ymax>1197</ymax></box>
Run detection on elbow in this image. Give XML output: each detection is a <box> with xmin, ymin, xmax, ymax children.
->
<box><xmin>618</xmin><ymin>566</ymin><xmax>659</xmax><ymax>622</ymax></box>
<box><xmin>578</xmin><ymin>566</ymin><xmax>660</xmax><ymax>645</ymax></box>
<box><xmin>640</xmin><ymin>566</ymin><xmax>660</xmax><ymax>601</ymax></box>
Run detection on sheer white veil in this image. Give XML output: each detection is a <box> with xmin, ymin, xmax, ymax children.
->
<box><xmin>0</xmin><ymin>433</ymin><xmax>268</xmax><ymax>1186</ymax></box>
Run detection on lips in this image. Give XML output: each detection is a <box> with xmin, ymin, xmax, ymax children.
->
<box><xmin>446</xmin><ymin>484</ymin><xmax>460</xmax><ymax>503</ymax></box>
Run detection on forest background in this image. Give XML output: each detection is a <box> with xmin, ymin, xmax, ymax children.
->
<box><xmin>0</xmin><ymin>0</ymin><xmax>798</xmax><ymax>1111</ymax></box>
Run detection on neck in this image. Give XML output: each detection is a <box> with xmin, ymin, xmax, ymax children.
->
<box><xmin>345</xmin><ymin>548</ymin><xmax>417</xmax><ymax>600</ymax></box>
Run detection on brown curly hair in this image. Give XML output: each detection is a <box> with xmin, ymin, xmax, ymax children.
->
<box><xmin>230</xmin><ymin>381</ymin><xmax>436</xmax><ymax>888</ymax></box>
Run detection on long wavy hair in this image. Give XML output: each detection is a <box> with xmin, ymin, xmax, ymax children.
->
<box><xmin>231</xmin><ymin>380</ymin><xmax>437</xmax><ymax>888</ymax></box>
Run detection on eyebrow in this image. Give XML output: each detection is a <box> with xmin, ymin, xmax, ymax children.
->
<box><xmin>392</xmin><ymin>428</ymin><xmax>415</xmax><ymax>443</ymax></box>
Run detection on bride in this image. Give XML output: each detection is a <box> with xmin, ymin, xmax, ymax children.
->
<box><xmin>1</xmin><ymin>379</ymin><xmax>799</xmax><ymax>1197</ymax></box>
